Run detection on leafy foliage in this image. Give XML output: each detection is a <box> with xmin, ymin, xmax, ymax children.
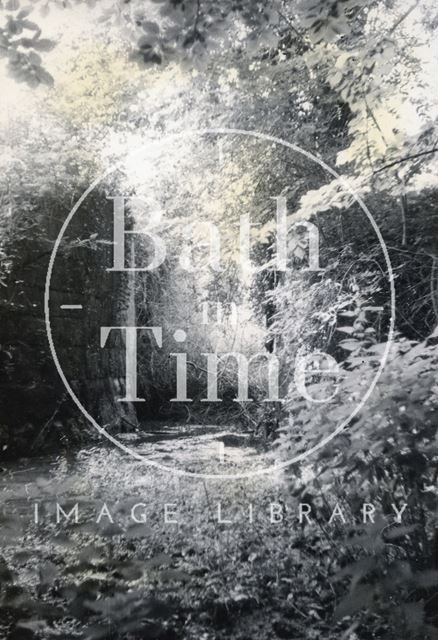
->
<box><xmin>2</xmin><ymin>0</ymin><xmax>438</xmax><ymax>638</ymax></box>
<box><xmin>0</xmin><ymin>1</ymin><xmax>55</xmax><ymax>86</ymax></box>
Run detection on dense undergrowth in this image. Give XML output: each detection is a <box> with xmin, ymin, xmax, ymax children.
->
<box><xmin>1</xmin><ymin>332</ymin><xmax>438</xmax><ymax>640</ymax></box>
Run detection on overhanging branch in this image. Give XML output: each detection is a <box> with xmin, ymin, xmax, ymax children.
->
<box><xmin>374</xmin><ymin>147</ymin><xmax>438</xmax><ymax>175</ymax></box>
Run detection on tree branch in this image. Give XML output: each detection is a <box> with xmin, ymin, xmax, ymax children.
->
<box><xmin>374</xmin><ymin>147</ymin><xmax>438</xmax><ymax>174</ymax></box>
<box><xmin>388</xmin><ymin>0</ymin><xmax>419</xmax><ymax>36</ymax></box>
<box><xmin>193</xmin><ymin>0</ymin><xmax>201</xmax><ymax>37</ymax></box>
<box><xmin>276</xmin><ymin>7</ymin><xmax>313</xmax><ymax>50</ymax></box>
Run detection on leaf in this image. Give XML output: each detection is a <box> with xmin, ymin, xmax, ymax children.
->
<box><xmin>28</xmin><ymin>51</ymin><xmax>41</xmax><ymax>65</ymax></box>
<box><xmin>138</xmin><ymin>35</ymin><xmax>153</xmax><ymax>51</ymax></box>
<box><xmin>429</xmin><ymin>325</ymin><xmax>438</xmax><ymax>341</ymax></box>
<box><xmin>32</xmin><ymin>38</ymin><xmax>56</xmax><ymax>52</ymax></box>
<box><xmin>17</xmin><ymin>619</ymin><xmax>49</xmax><ymax>632</ymax></box>
<box><xmin>142</xmin><ymin>21</ymin><xmax>160</xmax><ymax>34</ymax></box>
<box><xmin>142</xmin><ymin>49</ymin><xmax>162</xmax><ymax>64</ymax></box>
<box><xmin>337</xmin><ymin>326</ymin><xmax>355</xmax><ymax>334</ymax></box>
<box><xmin>367</xmin><ymin>343</ymin><xmax>388</xmax><ymax>356</ymax></box>
<box><xmin>385</xmin><ymin>525</ymin><xmax>417</xmax><ymax>540</ymax></box>
<box><xmin>19</xmin><ymin>37</ymin><xmax>36</xmax><ymax>48</ymax></box>
<box><xmin>339</xmin><ymin>339</ymin><xmax>361</xmax><ymax>351</ymax></box>
<box><xmin>118</xmin><ymin>562</ymin><xmax>144</xmax><ymax>581</ymax></box>
<box><xmin>20</xmin><ymin>19</ymin><xmax>40</xmax><ymax>31</ymax></box>
<box><xmin>17</xmin><ymin>6</ymin><xmax>33</xmax><ymax>19</ymax></box>
<box><xmin>34</xmin><ymin>65</ymin><xmax>54</xmax><ymax>86</ymax></box>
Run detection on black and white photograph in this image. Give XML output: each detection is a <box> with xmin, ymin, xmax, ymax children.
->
<box><xmin>1</xmin><ymin>1</ymin><xmax>438</xmax><ymax>638</ymax></box>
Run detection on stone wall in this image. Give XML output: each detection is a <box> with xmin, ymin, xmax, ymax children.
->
<box><xmin>0</xmin><ymin>190</ymin><xmax>137</xmax><ymax>458</ymax></box>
